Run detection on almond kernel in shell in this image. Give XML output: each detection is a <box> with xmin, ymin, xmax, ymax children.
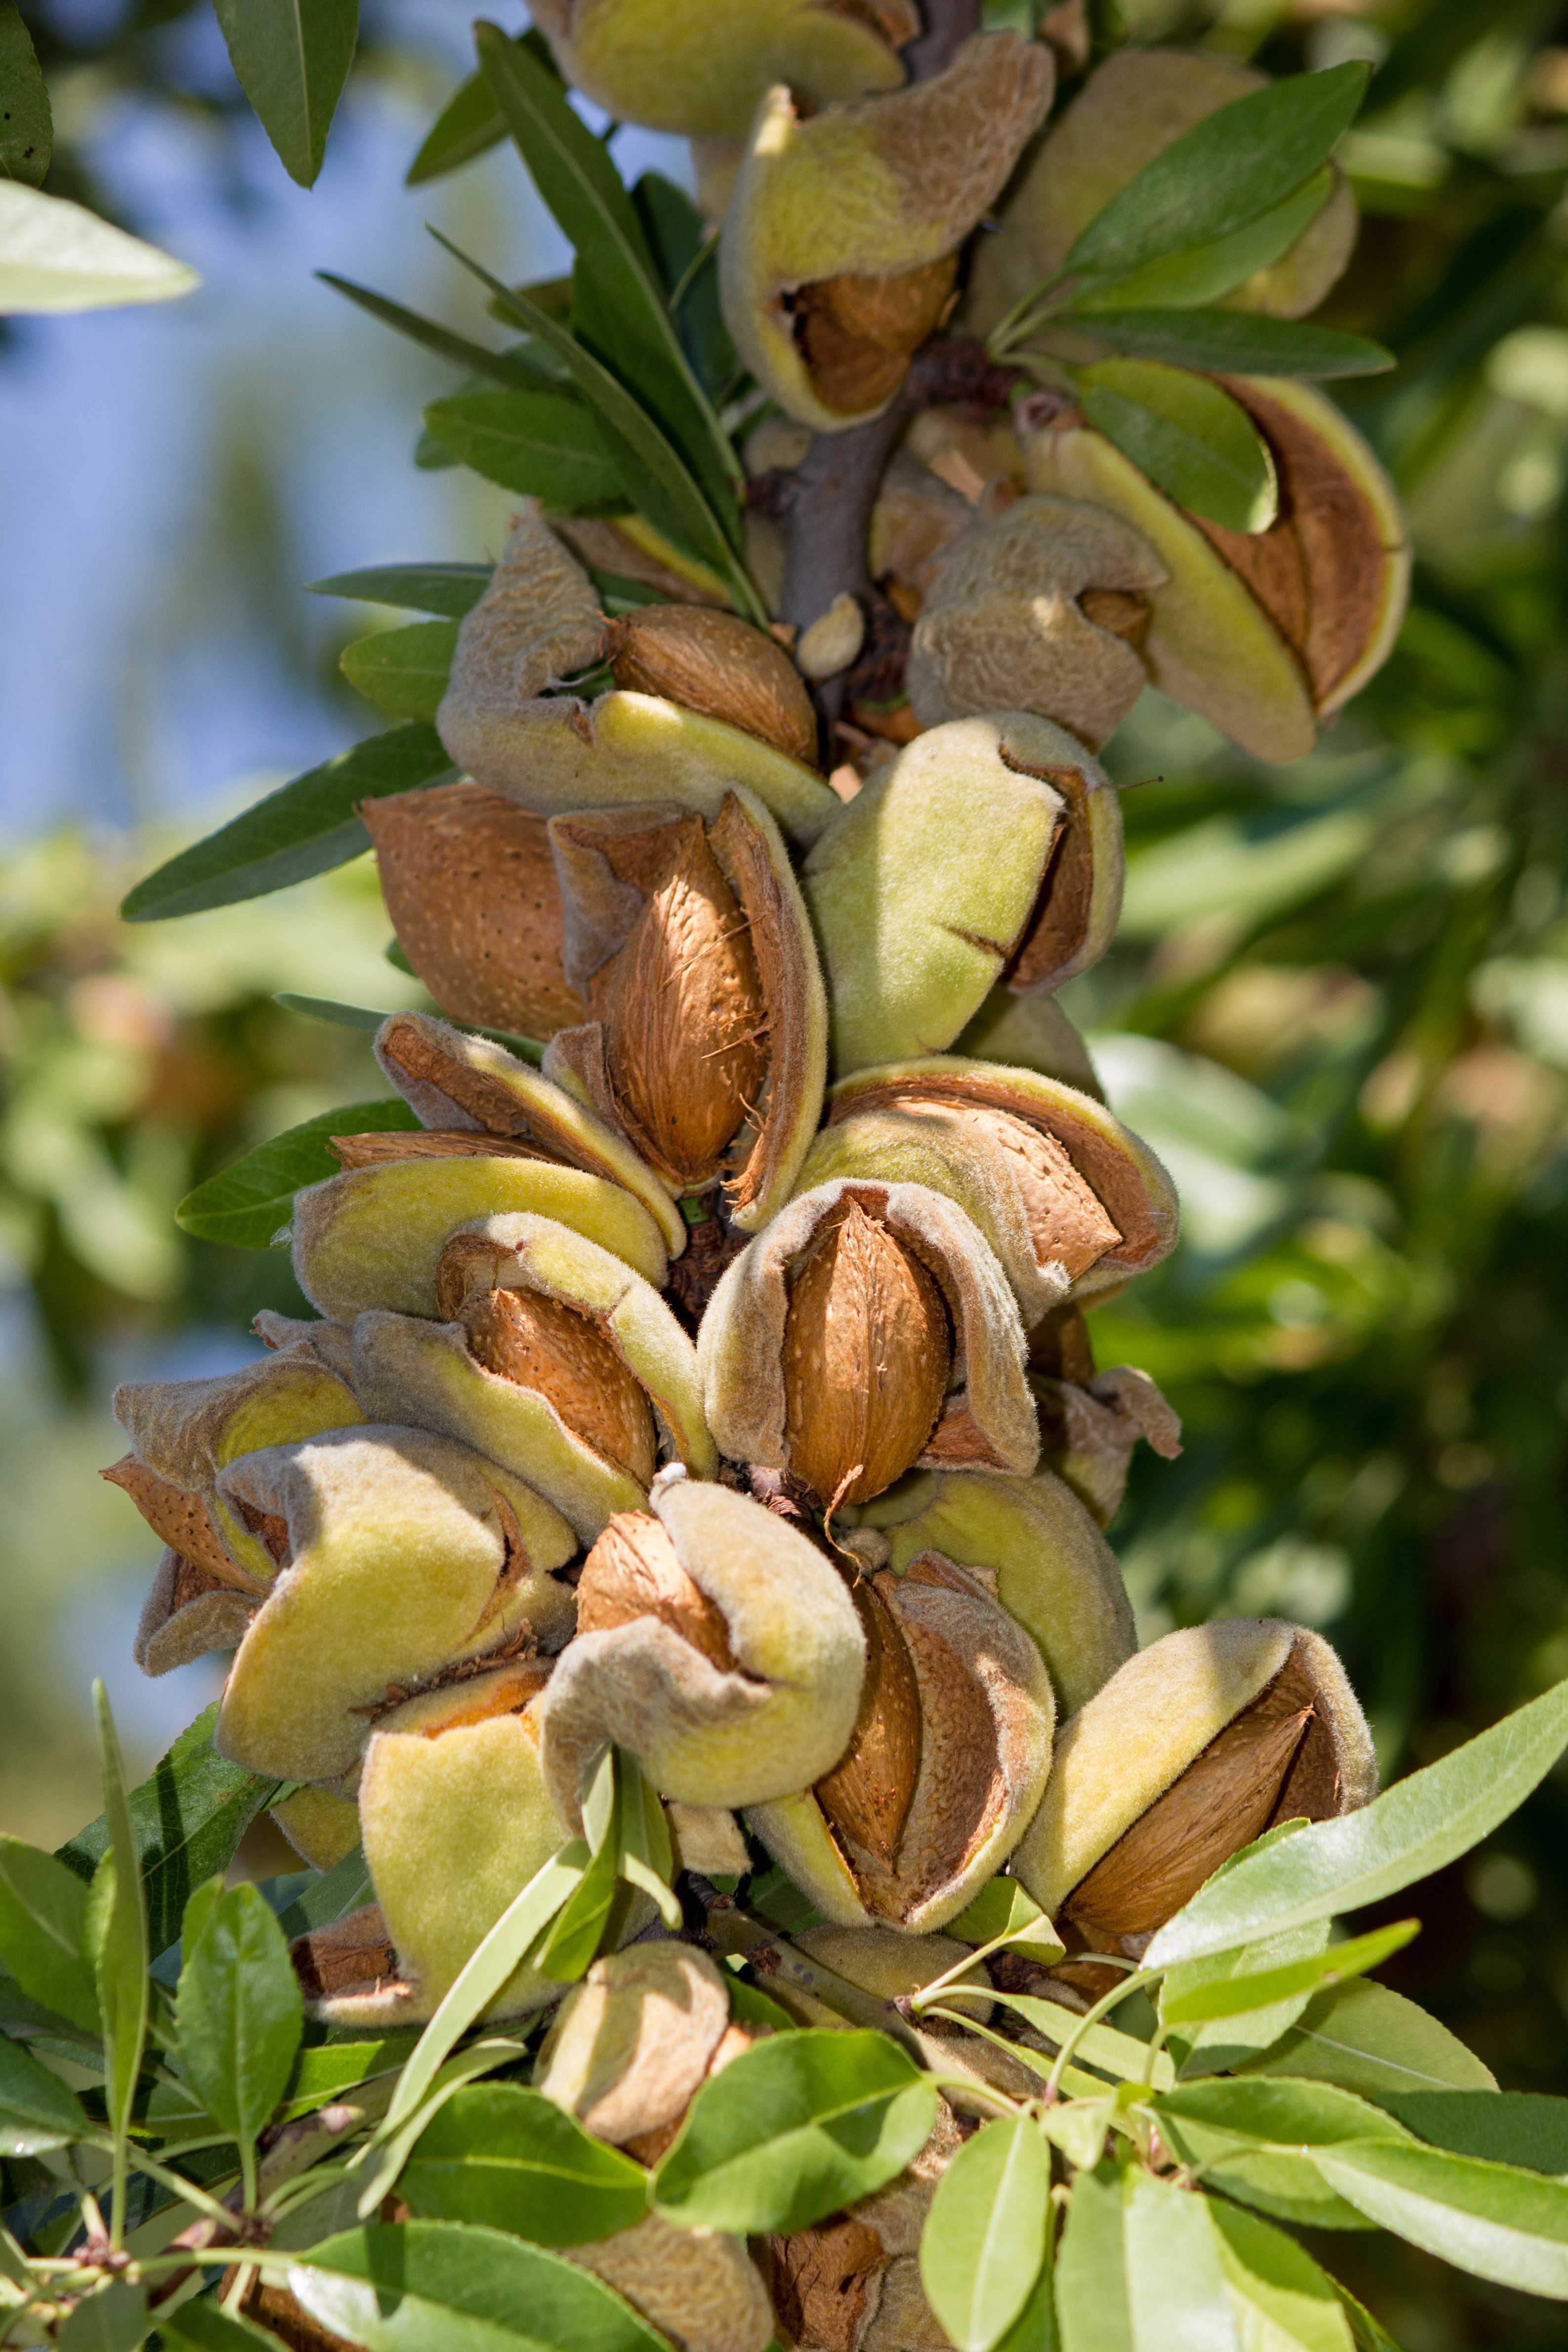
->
<box><xmin>795</xmin><ymin>254</ymin><xmax>959</xmax><ymax>417</ymax></box>
<box><xmin>816</xmin><ymin>1574</ymin><xmax>922</xmax><ymax>1868</ymax></box>
<box><xmin>783</xmin><ymin>1203</ymin><xmax>951</xmax><ymax>1508</ymax></box>
<box><xmin>329</xmin><ymin>1129</ymin><xmax>555</xmax><ymax>1171</ymax></box>
<box><xmin>575</xmin><ymin>1510</ymin><xmax>738</xmax><ymax>1674</ymax></box>
<box><xmin>458</xmin><ymin>1286</ymin><xmax>658</xmax><ymax>1488</ymax></box>
<box><xmin>606</xmin><ymin>605</ymin><xmax>819</xmax><ymax>770</ymax></box>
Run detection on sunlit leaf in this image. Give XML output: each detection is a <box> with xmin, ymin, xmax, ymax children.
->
<box><xmin>0</xmin><ymin>183</ymin><xmax>198</xmax><ymax>314</ymax></box>
<box><xmin>1316</xmin><ymin>2140</ymin><xmax>1568</xmax><ymax>2296</ymax></box>
<box><xmin>920</xmin><ymin>2115</ymin><xmax>1050</xmax><ymax>2352</ymax></box>
<box><xmin>402</xmin><ymin>2083</ymin><xmax>648</xmax><ymax>2243</ymax></box>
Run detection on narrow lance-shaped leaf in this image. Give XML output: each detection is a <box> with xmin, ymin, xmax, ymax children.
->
<box><xmin>307</xmin><ymin>564</ymin><xmax>493</xmax><ymax>617</ymax></box>
<box><xmin>1070</xmin><ymin>169</ymin><xmax>1335</xmax><ymax>314</ymax></box>
<box><xmin>405</xmin><ymin>24</ymin><xmax>566</xmax><ymax>187</ymax></box>
<box><xmin>85</xmin><ymin>1684</ymin><xmax>149</xmax><ymax>2243</ymax></box>
<box><xmin>1242</xmin><ymin>1976</ymin><xmax>1497</xmax><ymax>2100</ymax></box>
<box><xmin>0</xmin><ymin>2</ymin><xmax>52</xmax><ymax>187</ymax></box>
<box><xmin>1078</xmin><ymin>359</ymin><xmax>1277</xmax><ymax>533</ymax></box>
<box><xmin>1146</xmin><ymin>1673</ymin><xmax>1568</xmax><ymax>1968</ymax></box>
<box><xmin>121</xmin><ymin>723</ymin><xmax>456</xmax><ymax>921</ymax></box>
<box><xmin>177</xmin><ymin>1101</ymin><xmax>420</xmax><ymax>1251</ymax></box>
<box><xmin>429</xmin><ymin>227</ymin><xmax>765</xmax><ymax>625</ymax></box>
<box><xmin>0</xmin><ymin>185</ymin><xmax>199</xmax><ymax>315</ymax></box>
<box><xmin>473</xmin><ymin>21</ymin><xmax>741</xmax><ymax>524</ymax></box>
<box><xmin>421</xmin><ymin>387</ymin><xmax>623</xmax><ymax>509</ymax></box>
<box><xmin>0</xmin><ymin>2030</ymin><xmax>92</xmax><ymax>2157</ymax></box>
<box><xmin>920</xmin><ymin>2115</ymin><xmax>1050</xmax><ymax>2352</ymax></box>
<box><xmin>59</xmin><ymin>1703</ymin><xmax>281</xmax><ymax>1958</ymax></box>
<box><xmin>340</xmin><ymin>620</ymin><xmax>458</xmax><ymax>723</ymax></box>
<box><xmin>212</xmin><ymin>0</ymin><xmax>359</xmax><ymax>189</ymax></box>
<box><xmin>318</xmin><ymin>270</ymin><xmax>562</xmax><ymax>391</ymax></box>
<box><xmin>1160</xmin><ymin>1920</ymin><xmax>1419</xmax><ymax>2025</ymax></box>
<box><xmin>1065</xmin><ymin>62</ymin><xmax>1371</xmax><ymax>282</ymax></box>
<box><xmin>1075</xmin><ymin>308</ymin><xmax>1394</xmax><ymax>380</ymax></box>
<box><xmin>1315</xmin><ymin>2140</ymin><xmax>1568</xmax><ymax>2299</ymax></box>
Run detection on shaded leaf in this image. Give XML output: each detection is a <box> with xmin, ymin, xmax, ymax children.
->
<box><xmin>1316</xmin><ymin>2140</ymin><xmax>1568</xmax><ymax>2296</ymax></box>
<box><xmin>59</xmin><ymin>1704</ymin><xmax>281</xmax><ymax>1958</ymax></box>
<box><xmin>980</xmin><ymin>1989</ymin><xmax>1174</xmax><ymax>2090</ymax></box>
<box><xmin>1076</xmin><ymin>307</ymin><xmax>1394</xmax><ymax>379</ymax></box>
<box><xmin>339</xmin><ymin>620</ymin><xmax>458</xmax><ymax>721</ymax></box>
<box><xmin>1079</xmin><ymin>360</ymin><xmax>1277</xmax><ymax>532</ymax></box>
<box><xmin>56</xmin><ymin>2282</ymin><xmax>148</xmax><ymax>2352</ymax></box>
<box><xmin>431</xmin><ymin>230</ymin><xmax>764</xmax><ymax>625</ymax></box>
<box><xmin>474</xmin><ymin>23</ymin><xmax>738</xmax><ymax>524</ymax></box>
<box><xmin>0</xmin><ymin>3</ymin><xmax>51</xmax><ymax>187</ymax></box>
<box><xmin>995</xmin><ymin>2251</ymin><xmax>1059</xmax><ymax>2352</ymax></box>
<box><xmin>121</xmin><ymin>723</ymin><xmax>455</xmax><ymax>921</ymax></box>
<box><xmin>354</xmin><ymin>2036</ymin><xmax>527</xmax><ymax>2220</ymax></box>
<box><xmin>1242</xmin><ymin>1976</ymin><xmax>1496</xmax><ymax>2101</ymax></box>
<box><xmin>921</xmin><ymin>2114</ymin><xmax>1049</xmax><ymax>2352</ymax></box>
<box><xmin>1145</xmin><ymin>1676</ymin><xmax>1568</xmax><ymax>1969</ymax></box>
<box><xmin>0</xmin><ymin>2029</ymin><xmax>91</xmax><ymax>2155</ymax></box>
<box><xmin>1379</xmin><ymin>2091</ymin><xmax>1568</xmax><ymax>2175</ymax></box>
<box><xmin>1072</xmin><ymin>169</ymin><xmax>1334</xmax><ymax>313</ymax></box>
<box><xmin>0</xmin><ymin>184</ymin><xmax>198</xmax><ymax>314</ymax></box>
<box><xmin>212</xmin><ymin>0</ymin><xmax>358</xmax><ymax>189</ymax></box>
<box><xmin>176</xmin><ymin>1101</ymin><xmax>419</xmax><ymax>1250</ymax></box>
<box><xmin>1152</xmin><ymin>2078</ymin><xmax>1410</xmax><ymax>2231</ymax></box>
<box><xmin>653</xmin><ymin>2029</ymin><xmax>935</xmax><ymax>2234</ymax></box>
<box><xmin>306</xmin><ymin>564</ymin><xmax>493</xmax><ymax>617</ymax></box>
<box><xmin>176</xmin><ymin>1880</ymin><xmax>302</xmax><ymax>2152</ymax></box>
<box><xmin>277</xmin><ymin>2032</ymin><xmax>419</xmax><ymax>2128</ymax></box>
<box><xmin>287</xmin><ymin>2222</ymin><xmax>672</xmax><ymax>2352</ymax></box>
<box><xmin>948</xmin><ymin>1878</ymin><xmax>1064</xmax><ymax>1961</ymax></box>
<box><xmin>404</xmin><ymin>30</ymin><xmax>565</xmax><ymax>190</ymax></box>
<box><xmin>160</xmin><ymin>2300</ymin><xmax>279</xmax><ymax>2352</ymax></box>
<box><xmin>402</xmin><ymin>2082</ymin><xmax>648</xmax><ymax>2243</ymax></box>
<box><xmin>422</xmin><ymin>387</ymin><xmax>622</xmax><ymax>508</ymax></box>
<box><xmin>0</xmin><ymin>1837</ymin><xmax>99</xmax><ymax>2036</ymax></box>
<box><xmin>1065</xmin><ymin>64</ymin><xmax>1370</xmax><ymax>281</ymax></box>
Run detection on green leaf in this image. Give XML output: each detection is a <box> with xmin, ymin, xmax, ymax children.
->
<box><xmin>1379</xmin><ymin>2092</ymin><xmax>1568</xmax><ymax>2174</ymax></box>
<box><xmin>1075</xmin><ymin>308</ymin><xmax>1394</xmax><ymax>380</ymax></box>
<box><xmin>0</xmin><ymin>3</ymin><xmax>51</xmax><ymax>187</ymax></box>
<box><xmin>339</xmin><ymin>620</ymin><xmax>458</xmax><ymax>722</ymax></box>
<box><xmin>176</xmin><ymin>1100</ymin><xmax>419</xmax><ymax>1250</ymax></box>
<box><xmin>0</xmin><ymin>1837</ymin><xmax>99</xmax><ymax>2036</ymax></box>
<box><xmin>1165</xmin><ymin>1919</ymin><xmax>1330</xmax><ymax>2077</ymax></box>
<box><xmin>1073</xmin><ymin>170</ymin><xmax>1334</xmax><ymax>313</ymax></box>
<box><xmin>56</xmin><ymin>2281</ymin><xmax>148</xmax><ymax>2352</ymax></box>
<box><xmin>0</xmin><ymin>2029</ymin><xmax>91</xmax><ymax>2156</ymax></box>
<box><xmin>1161</xmin><ymin>1920</ymin><xmax>1419</xmax><ymax>2025</ymax></box>
<box><xmin>432</xmin><ymin>230</ymin><xmax>764</xmax><ymax>626</ymax></box>
<box><xmin>979</xmin><ymin>1990</ymin><xmax>1174</xmax><ymax>2091</ymax></box>
<box><xmin>121</xmin><ymin>723</ymin><xmax>455</xmax><ymax>921</ymax></box>
<box><xmin>380</xmin><ymin>1846</ymin><xmax>585</xmax><ymax>2138</ymax></box>
<box><xmin>85</xmin><ymin>1686</ymin><xmax>148</xmax><ymax>2154</ymax></box>
<box><xmin>614</xmin><ymin>1752</ymin><xmax>680</xmax><ymax>1932</ymax></box>
<box><xmin>1242</xmin><ymin>1976</ymin><xmax>1496</xmax><ymax>2100</ymax></box>
<box><xmin>473</xmin><ymin>22</ymin><xmax>738</xmax><ymax>526</ymax></box>
<box><xmin>1315</xmin><ymin>2140</ymin><xmax>1568</xmax><ymax>2296</ymax></box>
<box><xmin>1206</xmin><ymin>2202</ymin><xmax>1355</xmax><ymax>2352</ymax></box>
<box><xmin>948</xmin><ymin>1879</ymin><xmax>1064</xmax><ymax>1960</ymax></box>
<box><xmin>276</xmin><ymin>2033</ymin><xmax>418</xmax><ymax>2127</ymax></box>
<box><xmin>1065</xmin><ymin>63</ymin><xmax>1371</xmax><ymax>282</ymax></box>
<box><xmin>405</xmin><ymin>29</ymin><xmax>562</xmax><ymax>189</ymax></box>
<box><xmin>1123</xmin><ymin>2172</ymin><xmax>1239</xmax><ymax>2352</ymax></box>
<box><xmin>921</xmin><ymin>2115</ymin><xmax>1050</xmax><ymax>2352</ymax></box>
<box><xmin>1151</xmin><ymin>2079</ymin><xmax>1410</xmax><ymax>2231</ymax></box>
<box><xmin>653</xmin><ymin>2029</ymin><xmax>935</xmax><ymax>2234</ymax></box>
<box><xmin>1145</xmin><ymin>1677</ymin><xmax>1568</xmax><ymax>1970</ymax></box>
<box><xmin>402</xmin><ymin>2083</ymin><xmax>648</xmax><ymax>2243</ymax></box>
<box><xmin>176</xmin><ymin>1881</ymin><xmax>302</xmax><ymax>2161</ymax></box>
<box><xmin>58</xmin><ymin>1704</ymin><xmax>281</xmax><ymax>1958</ymax></box>
<box><xmin>531</xmin><ymin>1836</ymin><xmax>620</xmax><ymax>1983</ymax></box>
<box><xmin>0</xmin><ymin>184</ymin><xmax>199</xmax><ymax>314</ymax></box>
<box><xmin>160</xmin><ymin>2299</ymin><xmax>280</xmax><ymax>2352</ymax></box>
<box><xmin>1079</xmin><ymin>360</ymin><xmax>1277</xmax><ymax>532</ymax></box>
<box><xmin>422</xmin><ymin>387</ymin><xmax>622</xmax><ymax>508</ymax></box>
<box><xmin>306</xmin><ymin>564</ymin><xmax>493</xmax><ymax>618</ymax></box>
<box><xmin>212</xmin><ymin>0</ymin><xmax>358</xmax><ymax>189</ymax></box>
<box><xmin>994</xmin><ymin>2254</ymin><xmax>1059</xmax><ymax>2352</ymax></box>
<box><xmin>354</xmin><ymin>2036</ymin><xmax>527</xmax><ymax>2219</ymax></box>
<box><xmin>1054</xmin><ymin>2163</ymin><xmax>1132</xmax><ymax>2352</ymax></box>
<box><xmin>271</xmin><ymin>1845</ymin><xmax>374</xmax><ymax>1942</ymax></box>
<box><xmin>286</xmin><ymin>2222</ymin><xmax>672</xmax><ymax>2352</ymax></box>
<box><xmin>725</xmin><ymin>1974</ymin><xmax>797</xmax><ymax>2034</ymax></box>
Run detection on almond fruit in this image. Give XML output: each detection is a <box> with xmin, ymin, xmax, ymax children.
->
<box><xmin>362</xmin><ymin>782</ymin><xmax>584</xmax><ymax>1040</ymax></box>
<box><xmin>329</xmin><ymin>1129</ymin><xmax>554</xmax><ymax>1171</ymax></box>
<box><xmin>1062</xmin><ymin>1650</ymin><xmax>1319</xmax><ymax>1939</ymax></box>
<box><xmin>456</xmin><ymin>1283</ymin><xmax>659</xmax><ymax>1488</ymax></box>
<box><xmin>592</xmin><ymin>814</ymin><xmax>772</xmax><ymax>1190</ymax></box>
<box><xmin>816</xmin><ymin>1574</ymin><xmax>922</xmax><ymax>1866</ymax></box>
<box><xmin>782</xmin><ymin>1200</ymin><xmax>951</xmax><ymax>1507</ymax></box>
<box><xmin>606</xmin><ymin>605</ymin><xmax>819</xmax><ymax>769</ymax></box>
<box><xmin>574</xmin><ymin>1509</ymin><xmax>738</xmax><ymax>1673</ymax></box>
